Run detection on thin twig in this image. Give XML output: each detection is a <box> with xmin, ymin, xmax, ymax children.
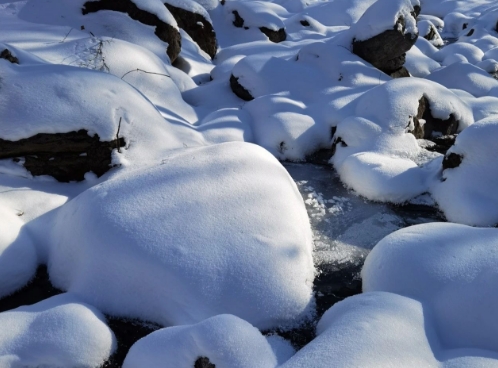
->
<box><xmin>121</xmin><ymin>68</ymin><xmax>171</xmax><ymax>80</ymax></box>
<box><xmin>60</xmin><ymin>28</ymin><xmax>74</xmax><ymax>43</ymax></box>
<box><xmin>116</xmin><ymin>117</ymin><xmax>122</xmax><ymax>153</ymax></box>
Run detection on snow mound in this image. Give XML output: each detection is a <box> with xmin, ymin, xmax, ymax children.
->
<box><xmin>363</xmin><ymin>222</ymin><xmax>498</xmax><ymax>353</ymax></box>
<box><xmin>123</xmin><ymin>314</ymin><xmax>280</xmax><ymax>368</ymax></box>
<box><xmin>330</xmin><ymin>78</ymin><xmax>471</xmax><ymax>203</ymax></box>
<box><xmin>224</xmin><ymin>1</ymin><xmax>287</xmax><ymax>32</ymax></box>
<box><xmin>432</xmin><ymin>117</ymin><xmax>498</xmax><ymax>226</ymax></box>
<box><xmin>0</xmin><ymin>205</ymin><xmax>37</xmax><ymax>299</ymax></box>
<box><xmin>0</xmin><ymin>293</ymin><xmax>116</xmax><ymax>367</ymax></box>
<box><xmin>49</xmin><ymin>142</ymin><xmax>315</xmax><ymax>329</ymax></box>
<box><xmin>282</xmin><ymin>290</ymin><xmax>498</xmax><ymax>367</ymax></box>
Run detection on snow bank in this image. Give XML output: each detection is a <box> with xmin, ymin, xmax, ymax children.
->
<box><xmin>432</xmin><ymin>117</ymin><xmax>498</xmax><ymax>226</ymax></box>
<box><xmin>0</xmin><ymin>205</ymin><xmax>37</xmax><ymax>299</ymax></box>
<box><xmin>0</xmin><ymin>293</ymin><xmax>115</xmax><ymax>367</ymax></box>
<box><xmin>49</xmin><ymin>142</ymin><xmax>315</xmax><ymax>329</ymax></box>
<box><xmin>123</xmin><ymin>315</ymin><xmax>279</xmax><ymax>368</ymax></box>
<box><xmin>224</xmin><ymin>1</ymin><xmax>287</xmax><ymax>31</ymax></box>
<box><xmin>363</xmin><ymin>223</ymin><xmax>498</xmax><ymax>352</ymax></box>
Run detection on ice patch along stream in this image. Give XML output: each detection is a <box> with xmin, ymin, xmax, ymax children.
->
<box><xmin>284</xmin><ymin>162</ymin><xmax>444</xmax><ymax>317</ymax></box>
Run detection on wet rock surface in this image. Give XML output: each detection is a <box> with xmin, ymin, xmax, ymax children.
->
<box><xmin>82</xmin><ymin>0</ymin><xmax>182</xmax><ymax>62</ymax></box>
<box><xmin>165</xmin><ymin>3</ymin><xmax>217</xmax><ymax>59</ymax></box>
<box><xmin>353</xmin><ymin>17</ymin><xmax>418</xmax><ymax>75</ymax></box>
<box><xmin>0</xmin><ymin>49</ymin><xmax>19</xmax><ymax>64</ymax></box>
<box><xmin>230</xmin><ymin>74</ymin><xmax>254</xmax><ymax>101</ymax></box>
<box><xmin>0</xmin><ymin>130</ymin><xmax>125</xmax><ymax>182</ymax></box>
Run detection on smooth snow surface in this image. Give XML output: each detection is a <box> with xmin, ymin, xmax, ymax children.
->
<box><xmin>49</xmin><ymin>142</ymin><xmax>315</xmax><ymax>329</ymax></box>
<box><xmin>0</xmin><ymin>293</ymin><xmax>116</xmax><ymax>367</ymax></box>
<box><xmin>123</xmin><ymin>315</ymin><xmax>280</xmax><ymax>368</ymax></box>
<box><xmin>363</xmin><ymin>223</ymin><xmax>498</xmax><ymax>355</ymax></box>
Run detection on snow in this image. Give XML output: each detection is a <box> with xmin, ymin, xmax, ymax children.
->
<box><xmin>49</xmin><ymin>142</ymin><xmax>315</xmax><ymax>329</ymax></box>
<box><xmin>363</xmin><ymin>223</ymin><xmax>498</xmax><ymax>352</ymax></box>
<box><xmin>123</xmin><ymin>314</ymin><xmax>280</xmax><ymax>368</ymax></box>
<box><xmin>431</xmin><ymin>117</ymin><xmax>498</xmax><ymax>226</ymax></box>
<box><xmin>0</xmin><ymin>293</ymin><xmax>116</xmax><ymax>367</ymax></box>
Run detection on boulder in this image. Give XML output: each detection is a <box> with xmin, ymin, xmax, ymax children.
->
<box><xmin>0</xmin><ymin>130</ymin><xmax>125</xmax><ymax>182</ymax></box>
<box><xmin>0</xmin><ymin>49</ymin><xmax>19</xmax><ymax>64</ymax></box>
<box><xmin>165</xmin><ymin>2</ymin><xmax>217</xmax><ymax>59</ymax></box>
<box><xmin>82</xmin><ymin>0</ymin><xmax>182</xmax><ymax>62</ymax></box>
<box><xmin>230</xmin><ymin>74</ymin><xmax>254</xmax><ymax>101</ymax></box>
<box><xmin>231</xmin><ymin>10</ymin><xmax>286</xmax><ymax>43</ymax></box>
<box><xmin>411</xmin><ymin>97</ymin><xmax>459</xmax><ymax>139</ymax></box>
<box><xmin>353</xmin><ymin>16</ymin><xmax>418</xmax><ymax>77</ymax></box>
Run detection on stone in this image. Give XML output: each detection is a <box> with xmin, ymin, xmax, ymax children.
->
<box><xmin>165</xmin><ymin>3</ymin><xmax>217</xmax><ymax>59</ymax></box>
<box><xmin>0</xmin><ymin>130</ymin><xmax>125</xmax><ymax>182</ymax></box>
<box><xmin>194</xmin><ymin>357</ymin><xmax>215</xmax><ymax>368</ymax></box>
<box><xmin>231</xmin><ymin>10</ymin><xmax>286</xmax><ymax>43</ymax></box>
<box><xmin>411</xmin><ymin>97</ymin><xmax>459</xmax><ymax>140</ymax></box>
<box><xmin>442</xmin><ymin>152</ymin><xmax>463</xmax><ymax>170</ymax></box>
<box><xmin>82</xmin><ymin>0</ymin><xmax>182</xmax><ymax>62</ymax></box>
<box><xmin>230</xmin><ymin>74</ymin><xmax>253</xmax><ymax>101</ymax></box>
<box><xmin>353</xmin><ymin>16</ymin><xmax>418</xmax><ymax>75</ymax></box>
<box><xmin>0</xmin><ymin>49</ymin><xmax>19</xmax><ymax>64</ymax></box>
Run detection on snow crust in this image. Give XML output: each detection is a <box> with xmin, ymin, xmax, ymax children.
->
<box><xmin>0</xmin><ymin>293</ymin><xmax>116</xmax><ymax>367</ymax></box>
<box><xmin>49</xmin><ymin>142</ymin><xmax>315</xmax><ymax>329</ymax></box>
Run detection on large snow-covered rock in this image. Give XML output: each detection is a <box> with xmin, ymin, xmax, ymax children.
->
<box><xmin>363</xmin><ymin>223</ymin><xmax>498</xmax><ymax>353</ymax></box>
<box><xmin>123</xmin><ymin>314</ymin><xmax>281</xmax><ymax>368</ymax></box>
<box><xmin>49</xmin><ymin>142</ymin><xmax>315</xmax><ymax>329</ymax></box>
<box><xmin>432</xmin><ymin>117</ymin><xmax>498</xmax><ymax>226</ymax></box>
<box><xmin>0</xmin><ymin>293</ymin><xmax>116</xmax><ymax>367</ymax></box>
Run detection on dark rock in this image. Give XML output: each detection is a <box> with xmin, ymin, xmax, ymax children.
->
<box><xmin>0</xmin><ymin>130</ymin><xmax>125</xmax><ymax>182</ymax></box>
<box><xmin>230</xmin><ymin>74</ymin><xmax>253</xmax><ymax>101</ymax></box>
<box><xmin>0</xmin><ymin>49</ymin><xmax>19</xmax><ymax>64</ymax></box>
<box><xmin>232</xmin><ymin>10</ymin><xmax>244</xmax><ymax>28</ymax></box>
<box><xmin>306</xmin><ymin>149</ymin><xmax>334</xmax><ymax>165</ymax></box>
<box><xmin>102</xmin><ymin>317</ymin><xmax>162</xmax><ymax>368</ymax></box>
<box><xmin>231</xmin><ymin>10</ymin><xmax>286</xmax><ymax>43</ymax></box>
<box><xmin>413</xmin><ymin>5</ymin><xmax>421</xmax><ymax>17</ymax></box>
<box><xmin>463</xmin><ymin>22</ymin><xmax>468</xmax><ymax>30</ymax></box>
<box><xmin>411</xmin><ymin>97</ymin><xmax>459</xmax><ymax>140</ymax></box>
<box><xmin>259</xmin><ymin>26</ymin><xmax>287</xmax><ymax>43</ymax></box>
<box><xmin>165</xmin><ymin>3</ymin><xmax>217</xmax><ymax>59</ymax></box>
<box><xmin>466</xmin><ymin>28</ymin><xmax>475</xmax><ymax>37</ymax></box>
<box><xmin>300</xmin><ymin>20</ymin><xmax>310</xmax><ymax>27</ymax></box>
<box><xmin>423</xmin><ymin>25</ymin><xmax>437</xmax><ymax>42</ymax></box>
<box><xmin>425</xmin><ymin>134</ymin><xmax>457</xmax><ymax>154</ymax></box>
<box><xmin>353</xmin><ymin>16</ymin><xmax>418</xmax><ymax>74</ymax></box>
<box><xmin>82</xmin><ymin>0</ymin><xmax>181</xmax><ymax>62</ymax></box>
<box><xmin>0</xmin><ymin>265</ymin><xmax>62</xmax><ymax>313</ymax></box>
<box><xmin>330</xmin><ymin>136</ymin><xmax>347</xmax><ymax>157</ymax></box>
<box><xmin>389</xmin><ymin>66</ymin><xmax>410</xmax><ymax>78</ymax></box>
<box><xmin>442</xmin><ymin>152</ymin><xmax>463</xmax><ymax>170</ymax></box>
<box><xmin>195</xmin><ymin>357</ymin><xmax>216</xmax><ymax>368</ymax></box>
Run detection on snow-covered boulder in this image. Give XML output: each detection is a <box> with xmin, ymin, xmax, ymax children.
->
<box><xmin>49</xmin><ymin>142</ymin><xmax>315</xmax><ymax>329</ymax></box>
<box><xmin>123</xmin><ymin>314</ymin><xmax>282</xmax><ymax>368</ymax></box>
<box><xmin>0</xmin><ymin>293</ymin><xmax>116</xmax><ymax>367</ymax></box>
<box><xmin>330</xmin><ymin>78</ymin><xmax>472</xmax><ymax>203</ymax></box>
<box><xmin>363</xmin><ymin>223</ymin><xmax>498</xmax><ymax>352</ymax></box>
<box><xmin>432</xmin><ymin>117</ymin><xmax>498</xmax><ymax>226</ymax></box>
<box><xmin>351</xmin><ymin>0</ymin><xmax>420</xmax><ymax>76</ymax></box>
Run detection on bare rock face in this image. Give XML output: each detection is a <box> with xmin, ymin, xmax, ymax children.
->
<box><xmin>442</xmin><ymin>152</ymin><xmax>463</xmax><ymax>170</ymax></box>
<box><xmin>231</xmin><ymin>10</ymin><xmax>287</xmax><ymax>43</ymax></box>
<box><xmin>352</xmin><ymin>16</ymin><xmax>418</xmax><ymax>77</ymax></box>
<box><xmin>0</xmin><ymin>130</ymin><xmax>125</xmax><ymax>182</ymax></box>
<box><xmin>0</xmin><ymin>49</ymin><xmax>19</xmax><ymax>64</ymax></box>
<box><xmin>82</xmin><ymin>0</ymin><xmax>182</xmax><ymax>62</ymax></box>
<box><xmin>194</xmin><ymin>357</ymin><xmax>215</xmax><ymax>368</ymax></box>
<box><xmin>411</xmin><ymin>97</ymin><xmax>459</xmax><ymax>140</ymax></box>
<box><xmin>230</xmin><ymin>74</ymin><xmax>254</xmax><ymax>101</ymax></box>
<box><xmin>165</xmin><ymin>3</ymin><xmax>217</xmax><ymax>59</ymax></box>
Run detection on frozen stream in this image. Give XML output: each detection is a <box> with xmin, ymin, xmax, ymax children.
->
<box><xmin>284</xmin><ymin>162</ymin><xmax>444</xmax><ymax>317</ymax></box>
